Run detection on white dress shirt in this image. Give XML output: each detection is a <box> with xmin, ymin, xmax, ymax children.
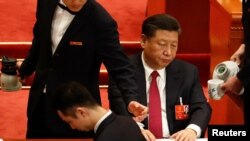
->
<box><xmin>94</xmin><ymin>110</ymin><xmax>112</xmax><ymax>133</ymax></box>
<box><xmin>51</xmin><ymin>0</ymin><xmax>75</xmax><ymax>54</ymax></box>
<box><xmin>141</xmin><ymin>52</ymin><xmax>201</xmax><ymax>138</ymax></box>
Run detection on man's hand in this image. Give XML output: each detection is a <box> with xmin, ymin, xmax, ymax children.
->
<box><xmin>128</xmin><ymin>101</ymin><xmax>148</xmax><ymax>122</ymax></box>
<box><xmin>141</xmin><ymin>129</ymin><xmax>155</xmax><ymax>141</ymax></box>
<box><xmin>221</xmin><ymin>76</ymin><xmax>243</xmax><ymax>95</ymax></box>
<box><xmin>16</xmin><ymin>61</ymin><xmax>23</xmax><ymax>69</ymax></box>
<box><xmin>170</xmin><ymin>128</ymin><xmax>197</xmax><ymax>141</ymax></box>
<box><xmin>230</xmin><ymin>43</ymin><xmax>245</xmax><ymax>65</ymax></box>
<box><xmin>16</xmin><ymin>60</ymin><xmax>26</xmax><ymax>85</ymax></box>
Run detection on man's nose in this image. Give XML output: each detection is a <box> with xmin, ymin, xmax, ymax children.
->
<box><xmin>163</xmin><ymin>46</ymin><xmax>172</xmax><ymax>55</ymax></box>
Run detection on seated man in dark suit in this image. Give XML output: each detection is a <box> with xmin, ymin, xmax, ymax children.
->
<box><xmin>108</xmin><ymin>14</ymin><xmax>212</xmax><ymax>141</ymax></box>
<box><xmin>53</xmin><ymin>81</ymin><xmax>146</xmax><ymax>141</ymax></box>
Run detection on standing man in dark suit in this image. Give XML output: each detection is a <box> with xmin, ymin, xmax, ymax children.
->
<box><xmin>18</xmin><ymin>0</ymin><xmax>147</xmax><ymax>138</ymax></box>
<box><xmin>108</xmin><ymin>14</ymin><xmax>212</xmax><ymax>141</ymax></box>
<box><xmin>54</xmin><ymin>81</ymin><xmax>146</xmax><ymax>141</ymax></box>
<box><xmin>222</xmin><ymin>0</ymin><xmax>250</xmax><ymax>126</ymax></box>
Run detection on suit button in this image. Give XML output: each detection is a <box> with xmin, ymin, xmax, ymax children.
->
<box><xmin>54</xmin><ymin>53</ymin><xmax>59</xmax><ymax>57</ymax></box>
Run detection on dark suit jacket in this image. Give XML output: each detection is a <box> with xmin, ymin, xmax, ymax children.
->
<box><xmin>95</xmin><ymin>113</ymin><xmax>146</xmax><ymax>141</ymax></box>
<box><xmin>238</xmin><ymin>0</ymin><xmax>250</xmax><ymax>85</ymax></box>
<box><xmin>19</xmin><ymin>0</ymin><xmax>138</xmax><ymax>135</ymax></box>
<box><xmin>239</xmin><ymin>0</ymin><xmax>250</xmax><ymax>125</ymax></box>
<box><xmin>108</xmin><ymin>53</ymin><xmax>212</xmax><ymax>137</ymax></box>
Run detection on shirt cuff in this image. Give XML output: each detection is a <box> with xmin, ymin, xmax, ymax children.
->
<box><xmin>187</xmin><ymin>124</ymin><xmax>201</xmax><ymax>138</ymax></box>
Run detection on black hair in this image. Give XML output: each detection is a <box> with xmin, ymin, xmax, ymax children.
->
<box><xmin>53</xmin><ymin>81</ymin><xmax>99</xmax><ymax>116</ymax></box>
<box><xmin>141</xmin><ymin>14</ymin><xmax>181</xmax><ymax>38</ymax></box>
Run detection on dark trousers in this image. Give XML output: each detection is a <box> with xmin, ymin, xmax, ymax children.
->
<box><xmin>26</xmin><ymin>94</ymin><xmax>50</xmax><ymax>138</ymax></box>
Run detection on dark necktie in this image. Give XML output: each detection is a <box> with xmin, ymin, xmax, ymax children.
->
<box><xmin>149</xmin><ymin>71</ymin><xmax>163</xmax><ymax>138</ymax></box>
<box><xmin>57</xmin><ymin>3</ymin><xmax>78</xmax><ymax>15</ymax></box>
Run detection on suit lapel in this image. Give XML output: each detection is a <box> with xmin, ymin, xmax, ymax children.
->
<box><xmin>132</xmin><ymin>53</ymin><xmax>148</xmax><ymax>127</ymax></box>
<box><xmin>42</xmin><ymin>0</ymin><xmax>58</xmax><ymax>57</ymax></box>
<box><xmin>166</xmin><ymin>62</ymin><xmax>182</xmax><ymax>106</ymax></box>
<box><xmin>165</xmin><ymin>60</ymin><xmax>183</xmax><ymax>133</ymax></box>
<box><xmin>135</xmin><ymin>53</ymin><xmax>147</xmax><ymax>106</ymax></box>
<box><xmin>55</xmin><ymin>0</ymin><xmax>90</xmax><ymax>55</ymax></box>
<box><xmin>95</xmin><ymin>113</ymin><xmax>116</xmax><ymax>139</ymax></box>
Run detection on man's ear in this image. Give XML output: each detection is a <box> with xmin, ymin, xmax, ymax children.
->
<box><xmin>140</xmin><ymin>34</ymin><xmax>146</xmax><ymax>49</ymax></box>
<box><xmin>76</xmin><ymin>107</ymin><xmax>88</xmax><ymax>117</ymax></box>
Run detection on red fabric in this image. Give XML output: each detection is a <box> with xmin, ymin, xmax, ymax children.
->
<box><xmin>0</xmin><ymin>90</ymin><xmax>29</xmax><ymax>139</ymax></box>
<box><xmin>0</xmin><ymin>1</ymin><xmax>36</xmax><ymax>41</ymax></box>
<box><xmin>0</xmin><ymin>0</ymin><xmax>147</xmax><ymax>42</ymax></box>
<box><xmin>148</xmin><ymin>71</ymin><xmax>163</xmax><ymax>138</ymax></box>
<box><xmin>98</xmin><ymin>0</ymin><xmax>147</xmax><ymax>41</ymax></box>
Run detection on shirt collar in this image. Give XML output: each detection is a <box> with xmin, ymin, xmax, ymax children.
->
<box><xmin>59</xmin><ymin>0</ymin><xmax>65</xmax><ymax>5</ymax></box>
<box><xmin>141</xmin><ymin>51</ymin><xmax>165</xmax><ymax>81</ymax></box>
<box><xmin>94</xmin><ymin>110</ymin><xmax>112</xmax><ymax>133</ymax></box>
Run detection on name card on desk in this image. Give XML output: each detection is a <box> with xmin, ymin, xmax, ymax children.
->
<box><xmin>156</xmin><ymin>138</ymin><xmax>207</xmax><ymax>141</ymax></box>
